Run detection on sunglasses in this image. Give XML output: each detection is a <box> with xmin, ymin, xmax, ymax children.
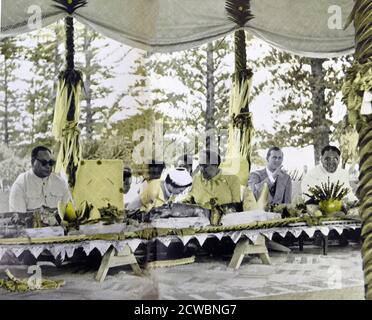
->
<box><xmin>35</xmin><ymin>158</ymin><xmax>56</xmax><ymax>167</ymax></box>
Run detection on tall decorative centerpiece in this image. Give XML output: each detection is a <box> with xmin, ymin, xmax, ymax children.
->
<box><xmin>304</xmin><ymin>178</ymin><xmax>349</xmax><ymax>215</ymax></box>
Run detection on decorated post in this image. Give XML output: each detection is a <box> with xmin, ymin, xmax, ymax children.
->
<box><xmin>50</xmin><ymin>1</ymin><xmax>124</xmax><ymax>222</ymax></box>
<box><xmin>52</xmin><ymin>0</ymin><xmax>87</xmax><ymax>188</ymax></box>
<box><xmin>342</xmin><ymin>0</ymin><xmax>372</xmax><ymax>299</ymax></box>
<box><xmin>223</xmin><ymin>0</ymin><xmax>254</xmax><ymax>185</ymax></box>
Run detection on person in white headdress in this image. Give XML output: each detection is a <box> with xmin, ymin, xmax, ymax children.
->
<box><xmin>164</xmin><ymin>167</ymin><xmax>193</xmax><ymax>203</ymax></box>
<box><xmin>140</xmin><ymin>167</ymin><xmax>192</xmax><ymax>212</ymax></box>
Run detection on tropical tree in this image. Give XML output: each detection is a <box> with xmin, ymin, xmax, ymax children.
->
<box><xmin>150</xmin><ymin>39</ymin><xmax>233</xmax><ymax>135</ymax></box>
<box><xmin>23</xmin><ymin>23</ymin><xmax>65</xmax><ymax>151</ymax></box>
<box><xmin>255</xmin><ymin>48</ymin><xmax>353</xmax><ymax>164</ymax></box>
<box><xmin>77</xmin><ymin>25</ymin><xmax>131</xmax><ymax>140</ymax></box>
<box><xmin>0</xmin><ymin>37</ymin><xmax>25</xmax><ymax>147</ymax></box>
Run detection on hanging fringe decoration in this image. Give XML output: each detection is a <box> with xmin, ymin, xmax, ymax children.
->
<box><xmin>339</xmin><ymin>121</ymin><xmax>359</xmax><ymax>168</ymax></box>
<box><xmin>221</xmin><ymin>73</ymin><xmax>253</xmax><ymax>185</ymax></box>
<box><xmin>52</xmin><ymin>1</ymin><xmax>87</xmax><ymax>188</ymax></box>
<box><xmin>342</xmin><ymin>0</ymin><xmax>372</xmax><ymax>300</ymax></box>
<box><xmin>227</xmin><ymin>72</ymin><xmax>254</xmax><ymax>162</ymax></box>
<box><xmin>342</xmin><ymin>61</ymin><xmax>372</xmax><ymax>124</ymax></box>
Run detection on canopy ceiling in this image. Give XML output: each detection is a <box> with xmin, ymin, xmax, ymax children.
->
<box><xmin>1</xmin><ymin>0</ymin><xmax>355</xmax><ymax>58</ymax></box>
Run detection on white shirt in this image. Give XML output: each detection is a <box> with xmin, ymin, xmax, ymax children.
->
<box><xmin>125</xmin><ymin>179</ymin><xmax>148</xmax><ymax>211</ymax></box>
<box><xmin>266</xmin><ymin>167</ymin><xmax>276</xmax><ymax>184</ymax></box>
<box><xmin>301</xmin><ymin>165</ymin><xmax>357</xmax><ymax>202</ymax></box>
<box><xmin>9</xmin><ymin>169</ymin><xmax>72</xmax><ymax>213</ymax></box>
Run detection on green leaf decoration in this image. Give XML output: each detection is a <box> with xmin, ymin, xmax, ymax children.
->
<box><xmin>305</xmin><ymin>178</ymin><xmax>349</xmax><ymax>202</ymax></box>
<box><xmin>344</xmin><ymin>0</ymin><xmax>372</xmax><ymax>63</ymax></box>
<box><xmin>225</xmin><ymin>0</ymin><xmax>254</xmax><ymax>27</ymax></box>
<box><xmin>52</xmin><ymin>0</ymin><xmax>88</xmax><ymax>14</ymax></box>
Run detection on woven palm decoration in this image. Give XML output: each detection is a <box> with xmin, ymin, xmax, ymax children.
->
<box><xmin>342</xmin><ymin>0</ymin><xmax>372</xmax><ymax>300</ymax></box>
<box><xmin>52</xmin><ymin>0</ymin><xmax>87</xmax><ymax>188</ymax></box>
<box><xmin>52</xmin><ymin>0</ymin><xmax>88</xmax><ymax>14</ymax></box>
<box><xmin>225</xmin><ymin>0</ymin><xmax>254</xmax><ymax>73</ymax></box>
<box><xmin>224</xmin><ymin>1</ymin><xmax>254</xmax><ymax>177</ymax></box>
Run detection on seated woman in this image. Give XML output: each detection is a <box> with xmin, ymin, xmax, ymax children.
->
<box><xmin>183</xmin><ymin>149</ymin><xmax>241</xmax><ymax>211</ymax></box>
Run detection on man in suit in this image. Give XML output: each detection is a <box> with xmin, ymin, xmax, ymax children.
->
<box><xmin>248</xmin><ymin>147</ymin><xmax>292</xmax><ymax>205</ymax></box>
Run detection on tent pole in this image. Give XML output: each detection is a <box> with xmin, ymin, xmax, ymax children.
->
<box><xmin>51</xmin><ymin>1</ymin><xmax>87</xmax><ymax>188</ymax></box>
<box><xmin>233</xmin><ymin>30</ymin><xmax>253</xmax><ymax>174</ymax></box>
<box><xmin>234</xmin><ymin>29</ymin><xmax>247</xmax><ymax>75</ymax></box>
<box><xmin>225</xmin><ymin>0</ymin><xmax>254</xmax><ymax>178</ymax></box>
<box><xmin>65</xmin><ymin>16</ymin><xmax>76</xmax><ymax>122</ymax></box>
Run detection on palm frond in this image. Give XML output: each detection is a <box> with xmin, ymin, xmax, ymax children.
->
<box><xmin>52</xmin><ymin>0</ymin><xmax>88</xmax><ymax>14</ymax></box>
<box><xmin>306</xmin><ymin>179</ymin><xmax>349</xmax><ymax>202</ymax></box>
<box><xmin>225</xmin><ymin>0</ymin><xmax>254</xmax><ymax>27</ymax></box>
<box><xmin>344</xmin><ymin>0</ymin><xmax>372</xmax><ymax>63</ymax></box>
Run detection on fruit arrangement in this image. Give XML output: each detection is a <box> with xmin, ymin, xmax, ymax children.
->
<box><xmin>59</xmin><ymin>200</ymin><xmax>123</xmax><ymax>227</ymax></box>
<box><xmin>319</xmin><ymin>199</ymin><xmax>343</xmax><ymax>214</ymax></box>
<box><xmin>304</xmin><ymin>178</ymin><xmax>349</xmax><ymax>215</ymax></box>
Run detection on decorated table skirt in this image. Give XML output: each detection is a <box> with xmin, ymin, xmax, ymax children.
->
<box><xmin>0</xmin><ymin>219</ymin><xmax>361</xmax><ymax>261</ymax></box>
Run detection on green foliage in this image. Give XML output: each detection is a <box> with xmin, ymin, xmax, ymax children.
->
<box><xmin>0</xmin><ymin>144</ymin><xmax>30</xmax><ymax>189</ymax></box>
<box><xmin>52</xmin><ymin>0</ymin><xmax>88</xmax><ymax>14</ymax></box>
<box><xmin>76</xmin><ymin>25</ymin><xmax>127</xmax><ymax>140</ymax></box>
<box><xmin>23</xmin><ymin>23</ymin><xmax>65</xmax><ymax>148</ymax></box>
<box><xmin>106</xmin><ymin>108</ymin><xmax>170</xmax><ymax>175</ymax></box>
<box><xmin>0</xmin><ymin>37</ymin><xmax>25</xmax><ymax>146</ymax></box>
<box><xmin>255</xmin><ymin>48</ymin><xmax>353</xmax><ymax>163</ymax></box>
<box><xmin>0</xmin><ymin>22</ymin><xmax>128</xmax><ymax>156</ymax></box>
<box><xmin>113</xmin><ymin>36</ymin><xmax>268</xmax><ymax>165</ymax></box>
<box><xmin>143</xmin><ymin>39</ymin><xmax>234</xmax><ymax>135</ymax></box>
<box><xmin>81</xmin><ymin>137</ymin><xmax>131</xmax><ymax>161</ymax></box>
<box><xmin>304</xmin><ymin>178</ymin><xmax>349</xmax><ymax>201</ymax></box>
<box><xmin>225</xmin><ymin>0</ymin><xmax>254</xmax><ymax>26</ymax></box>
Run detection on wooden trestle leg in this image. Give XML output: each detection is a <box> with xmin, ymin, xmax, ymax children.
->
<box><xmin>228</xmin><ymin>235</ymin><xmax>271</xmax><ymax>269</ymax></box>
<box><xmin>266</xmin><ymin>239</ymin><xmax>291</xmax><ymax>253</ymax></box>
<box><xmin>95</xmin><ymin>245</ymin><xmax>142</xmax><ymax>282</ymax></box>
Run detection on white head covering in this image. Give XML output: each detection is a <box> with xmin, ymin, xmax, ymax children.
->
<box><xmin>166</xmin><ymin>167</ymin><xmax>192</xmax><ymax>188</ymax></box>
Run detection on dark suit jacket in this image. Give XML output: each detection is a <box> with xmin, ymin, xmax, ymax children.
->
<box><xmin>248</xmin><ymin>169</ymin><xmax>292</xmax><ymax>204</ymax></box>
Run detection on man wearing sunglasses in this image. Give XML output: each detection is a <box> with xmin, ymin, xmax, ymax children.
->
<box><xmin>9</xmin><ymin>146</ymin><xmax>71</xmax><ymax>213</ymax></box>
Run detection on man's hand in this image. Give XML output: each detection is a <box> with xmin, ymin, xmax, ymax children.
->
<box><xmin>10</xmin><ymin>213</ymin><xmax>20</xmax><ymax>224</ymax></box>
<box><xmin>272</xmin><ymin>165</ymin><xmax>283</xmax><ymax>180</ymax></box>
